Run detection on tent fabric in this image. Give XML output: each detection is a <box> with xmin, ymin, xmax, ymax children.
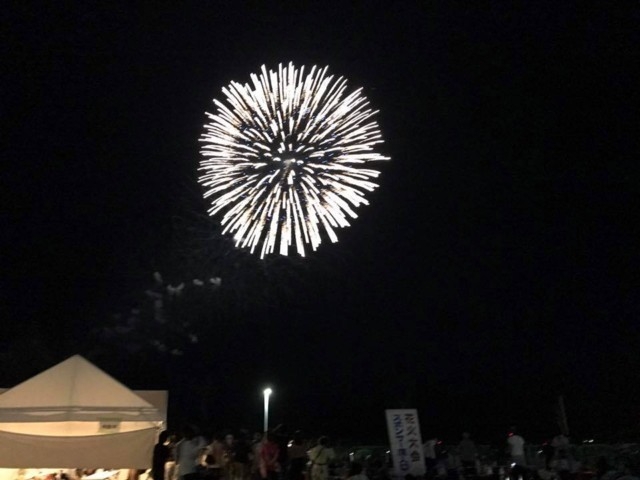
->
<box><xmin>133</xmin><ymin>391</ymin><xmax>168</xmax><ymax>424</ymax></box>
<box><xmin>0</xmin><ymin>355</ymin><xmax>161</xmax><ymax>423</ymax></box>
<box><xmin>0</xmin><ymin>421</ymin><xmax>158</xmax><ymax>436</ymax></box>
<box><xmin>0</xmin><ymin>355</ymin><xmax>167</xmax><ymax>469</ymax></box>
<box><xmin>0</xmin><ymin>391</ymin><xmax>168</xmax><ymax>425</ymax></box>
<box><xmin>0</xmin><ymin>427</ymin><xmax>156</xmax><ymax>468</ymax></box>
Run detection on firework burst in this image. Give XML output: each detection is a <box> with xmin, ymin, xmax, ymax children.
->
<box><xmin>198</xmin><ymin>62</ymin><xmax>389</xmax><ymax>258</ymax></box>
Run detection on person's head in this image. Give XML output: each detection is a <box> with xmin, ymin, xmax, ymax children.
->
<box><xmin>318</xmin><ymin>436</ymin><xmax>329</xmax><ymax>446</ymax></box>
<box><xmin>158</xmin><ymin>430</ymin><xmax>170</xmax><ymax>444</ymax></box>
<box><xmin>348</xmin><ymin>463</ymin><xmax>363</xmax><ymax>477</ymax></box>
<box><xmin>253</xmin><ymin>432</ymin><xmax>262</xmax><ymax>443</ymax></box>
<box><xmin>462</xmin><ymin>432</ymin><xmax>470</xmax><ymax>439</ymax></box>
<box><xmin>225</xmin><ymin>433</ymin><xmax>234</xmax><ymax>445</ymax></box>
<box><xmin>293</xmin><ymin>430</ymin><xmax>303</xmax><ymax>445</ymax></box>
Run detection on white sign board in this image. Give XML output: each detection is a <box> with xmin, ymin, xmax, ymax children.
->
<box><xmin>98</xmin><ymin>418</ymin><xmax>121</xmax><ymax>433</ymax></box>
<box><xmin>385</xmin><ymin>409</ymin><xmax>426</xmax><ymax>478</ymax></box>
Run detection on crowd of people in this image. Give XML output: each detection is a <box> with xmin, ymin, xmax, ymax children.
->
<box><xmin>421</xmin><ymin>428</ymin><xmax>639</xmax><ymax>480</ymax></box>
<box><xmin>150</xmin><ymin>426</ymin><xmax>639</xmax><ymax>480</ymax></box>
<box><xmin>151</xmin><ymin>426</ymin><xmax>347</xmax><ymax>480</ymax></box>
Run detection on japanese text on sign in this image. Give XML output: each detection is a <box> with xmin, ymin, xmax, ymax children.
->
<box><xmin>385</xmin><ymin>409</ymin><xmax>425</xmax><ymax>478</ymax></box>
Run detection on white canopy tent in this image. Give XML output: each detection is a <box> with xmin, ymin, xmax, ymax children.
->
<box><xmin>0</xmin><ymin>355</ymin><xmax>167</xmax><ymax>471</ymax></box>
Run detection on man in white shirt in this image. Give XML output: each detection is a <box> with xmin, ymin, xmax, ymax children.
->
<box><xmin>423</xmin><ymin>438</ymin><xmax>438</xmax><ymax>473</ymax></box>
<box><xmin>176</xmin><ymin>425</ymin><xmax>207</xmax><ymax>480</ymax></box>
<box><xmin>507</xmin><ymin>428</ymin><xmax>526</xmax><ymax>466</ymax></box>
<box><xmin>423</xmin><ymin>438</ymin><xmax>437</xmax><ymax>460</ymax></box>
<box><xmin>308</xmin><ymin>436</ymin><xmax>335</xmax><ymax>480</ymax></box>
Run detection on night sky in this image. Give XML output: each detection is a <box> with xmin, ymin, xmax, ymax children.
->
<box><xmin>2</xmin><ymin>3</ymin><xmax>639</xmax><ymax>445</ymax></box>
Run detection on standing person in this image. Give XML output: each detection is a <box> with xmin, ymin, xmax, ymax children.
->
<box><xmin>551</xmin><ymin>433</ymin><xmax>571</xmax><ymax>467</ymax></box>
<box><xmin>250</xmin><ymin>432</ymin><xmax>263</xmax><ymax>479</ymax></box>
<box><xmin>223</xmin><ymin>433</ymin><xmax>238</xmax><ymax>480</ymax></box>
<box><xmin>203</xmin><ymin>433</ymin><xmax>226</xmax><ymax>480</ymax></box>
<box><xmin>459</xmin><ymin>432</ymin><xmax>478</xmax><ymax>477</ymax></box>
<box><xmin>209</xmin><ymin>433</ymin><xmax>227</xmax><ymax>467</ymax></box>
<box><xmin>541</xmin><ymin>442</ymin><xmax>555</xmax><ymax>470</ymax></box>
<box><xmin>307</xmin><ymin>437</ymin><xmax>335</xmax><ymax>480</ymax></box>
<box><xmin>423</xmin><ymin>438</ymin><xmax>438</xmax><ymax>476</ymax></box>
<box><xmin>272</xmin><ymin>425</ymin><xmax>289</xmax><ymax>480</ymax></box>
<box><xmin>166</xmin><ymin>433</ymin><xmax>179</xmax><ymax>480</ymax></box>
<box><xmin>287</xmin><ymin>431</ymin><xmax>307</xmax><ymax>480</ymax></box>
<box><xmin>176</xmin><ymin>425</ymin><xmax>207</xmax><ymax>480</ymax></box>
<box><xmin>153</xmin><ymin>431</ymin><xmax>173</xmax><ymax>480</ymax></box>
<box><xmin>260</xmin><ymin>432</ymin><xmax>281</xmax><ymax>480</ymax></box>
<box><xmin>234</xmin><ymin>430</ymin><xmax>252</xmax><ymax>480</ymax></box>
<box><xmin>506</xmin><ymin>427</ymin><xmax>526</xmax><ymax>467</ymax></box>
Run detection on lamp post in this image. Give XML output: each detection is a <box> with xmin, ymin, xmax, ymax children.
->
<box><xmin>263</xmin><ymin>387</ymin><xmax>273</xmax><ymax>433</ymax></box>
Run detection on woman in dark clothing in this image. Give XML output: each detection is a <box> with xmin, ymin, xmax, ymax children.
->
<box><xmin>288</xmin><ymin>431</ymin><xmax>308</xmax><ymax>480</ymax></box>
<box><xmin>153</xmin><ymin>431</ymin><xmax>173</xmax><ymax>480</ymax></box>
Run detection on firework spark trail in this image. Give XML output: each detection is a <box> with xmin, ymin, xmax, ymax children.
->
<box><xmin>198</xmin><ymin>62</ymin><xmax>389</xmax><ymax>258</ymax></box>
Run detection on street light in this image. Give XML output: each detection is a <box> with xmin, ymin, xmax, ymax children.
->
<box><xmin>263</xmin><ymin>387</ymin><xmax>273</xmax><ymax>433</ymax></box>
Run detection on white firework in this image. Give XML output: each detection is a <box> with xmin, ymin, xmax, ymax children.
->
<box><xmin>198</xmin><ymin>62</ymin><xmax>389</xmax><ymax>258</ymax></box>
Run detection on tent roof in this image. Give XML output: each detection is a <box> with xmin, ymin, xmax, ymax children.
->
<box><xmin>0</xmin><ymin>355</ymin><xmax>161</xmax><ymax>422</ymax></box>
